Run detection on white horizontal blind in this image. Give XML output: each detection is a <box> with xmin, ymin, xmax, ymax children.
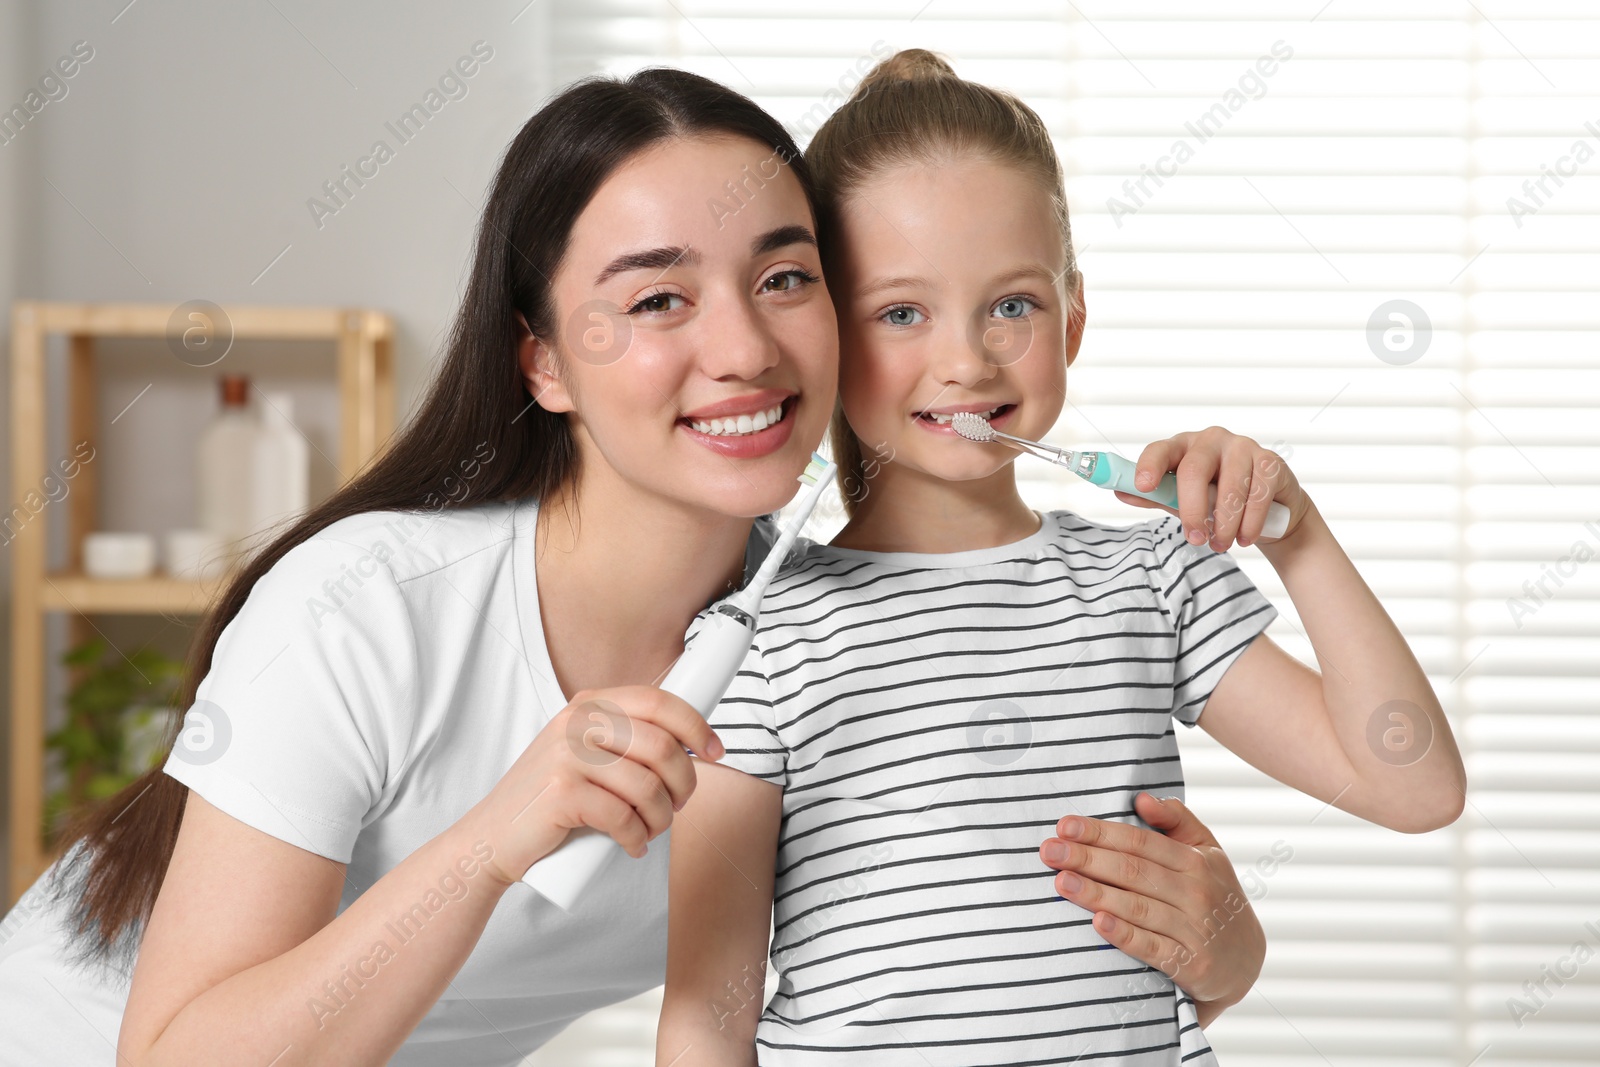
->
<box><xmin>527</xmin><ymin>4</ymin><xmax>1600</xmax><ymax>1066</ymax></box>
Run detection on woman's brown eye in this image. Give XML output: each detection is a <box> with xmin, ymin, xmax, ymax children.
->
<box><xmin>763</xmin><ymin>269</ymin><xmax>814</xmax><ymax>292</ymax></box>
<box><xmin>625</xmin><ymin>290</ymin><xmax>686</xmax><ymax>315</ymax></box>
<box><xmin>639</xmin><ymin>294</ymin><xmax>672</xmax><ymax>312</ymax></box>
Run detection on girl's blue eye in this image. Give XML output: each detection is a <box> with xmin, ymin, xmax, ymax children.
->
<box><xmin>994</xmin><ymin>296</ymin><xmax>1036</xmax><ymax>319</ymax></box>
<box><xmin>882</xmin><ymin>305</ymin><xmax>925</xmax><ymax>327</ymax></box>
<box><xmin>626</xmin><ymin>291</ymin><xmax>684</xmax><ymax>315</ymax></box>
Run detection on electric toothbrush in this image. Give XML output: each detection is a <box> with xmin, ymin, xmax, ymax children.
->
<box><xmin>950</xmin><ymin>413</ymin><xmax>1290</xmax><ymax>540</ymax></box>
<box><xmin>520</xmin><ymin>451</ymin><xmax>836</xmax><ymax>910</ymax></box>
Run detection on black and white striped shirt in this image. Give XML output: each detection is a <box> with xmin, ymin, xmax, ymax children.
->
<box><xmin>703</xmin><ymin>510</ymin><xmax>1277</xmax><ymax>1066</ymax></box>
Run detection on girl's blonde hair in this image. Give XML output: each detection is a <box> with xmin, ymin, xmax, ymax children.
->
<box><xmin>807</xmin><ymin>48</ymin><xmax>1083</xmax><ymax>514</ymax></box>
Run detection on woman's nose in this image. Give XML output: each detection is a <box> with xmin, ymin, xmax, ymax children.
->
<box><xmin>699</xmin><ymin>294</ymin><xmax>781</xmax><ymax>381</ymax></box>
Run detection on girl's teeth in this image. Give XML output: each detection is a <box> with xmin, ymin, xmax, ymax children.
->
<box><xmin>927</xmin><ymin>406</ymin><xmax>1002</xmax><ymax>425</ymax></box>
<box><xmin>690</xmin><ymin>403</ymin><xmax>784</xmax><ymax>437</ymax></box>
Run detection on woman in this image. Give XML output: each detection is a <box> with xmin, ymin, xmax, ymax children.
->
<box><xmin>0</xmin><ymin>68</ymin><xmax>1264</xmax><ymax>1065</ymax></box>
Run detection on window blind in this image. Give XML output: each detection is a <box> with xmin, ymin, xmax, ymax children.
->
<box><xmin>525</xmin><ymin>4</ymin><xmax>1600</xmax><ymax>1065</ymax></box>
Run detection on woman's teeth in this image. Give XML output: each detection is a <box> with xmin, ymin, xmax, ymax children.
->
<box><xmin>924</xmin><ymin>406</ymin><xmax>1004</xmax><ymax>425</ymax></box>
<box><xmin>689</xmin><ymin>403</ymin><xmax>785</xmax><ymax>437</ymax></box>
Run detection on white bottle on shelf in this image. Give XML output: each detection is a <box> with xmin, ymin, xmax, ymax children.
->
<box><xmin>197</xmin><ymin>375</ymin><xmax>258</xmax><ymax>561</ymax></box>
<box><xmin>250</xmin><ymin>390</ymin><xmax>309</xmax><ymax>544</ymax></box>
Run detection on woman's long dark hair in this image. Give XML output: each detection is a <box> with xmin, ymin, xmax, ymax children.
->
<box><xmin>46</xmin><ymin>68</ymin><xmax>816</xmax><ymax>973</ymax></box>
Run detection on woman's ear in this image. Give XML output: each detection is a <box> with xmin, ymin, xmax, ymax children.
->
<box><xmin>1065</xmin><ymin>271</ymin><xmax>1088</xmax><ymax>369</ymax></box>
<box><xmin>515</xmin><ymin>311</ymin><xmax>576</xmax><ymax>414</ymax></box>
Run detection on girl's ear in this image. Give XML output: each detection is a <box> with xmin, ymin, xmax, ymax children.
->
<box><xmin>1065</xmin><ymin>271</ymin><xmax>1088</xmax><ymax>369</ymax></box>
<box><xmin>515</xmin><ymin>311</ymin><xmax>576</xmax><ymax>414</ymax></box>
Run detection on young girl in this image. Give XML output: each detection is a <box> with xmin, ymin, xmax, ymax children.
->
<box><xmin>0</xmin><ymin>62</ymin><xmax>1256</xmax><ymax>1066</ymax></box>
<box><xmin>659</xmin><ymin>50</ymin><xmax>1465</xmax><ymax>1066</ymax></box>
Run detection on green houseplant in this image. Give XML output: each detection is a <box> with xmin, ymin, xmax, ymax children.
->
<box><xmin>44</xmin><ymin>637</ymin><xmax>184</xmax><ymax>840</ymax></box>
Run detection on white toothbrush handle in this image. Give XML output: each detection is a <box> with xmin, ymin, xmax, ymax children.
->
<box><xmin>517</xmin><ymin>829</ymin><xmax>616</xmax><ymax>910</ymax></box>
<box><xmin>1097</xmin><ymin>453</ymin><xmax>1291</xmax><ymax>539</ymax></box>
<box><xmin>1184</xmin><ymin>484</ymin><xmax>1290</xmax><ymax>540</ymax></box>
<box><xmin>1127</xmin><ymin>481</ymin><xmax>1290</xmax><ymax>540</ymax></box>
<box><xmin>1260</xmin><ymin>497</ymin><xmax>1291</xmax><ymax>539</ymax></box>
<box><xmin>519</xmin><ymin>609</ymin><xmax>755</xmax><ymax>911</ymax></box>
<box><xmin>1164</xmin><ymin>479</ymin><xmax>1299</xmax><ymax>537</ymax></box>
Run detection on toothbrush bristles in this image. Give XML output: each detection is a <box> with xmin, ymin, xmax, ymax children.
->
<box><xmin>950</xmin><ymin>412</ymin><xmax>995</xmax><ymax>442</ymax></box>
<box><xmin>797</xmin><ymin>450</ymin><xmax>829</xmax><ymax>485</ymax></box>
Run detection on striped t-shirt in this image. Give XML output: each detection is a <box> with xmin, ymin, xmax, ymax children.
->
<box><xmin>701</xmin><ymin>509</ymin><xmax>1277</xmax><ymax>1066</ymax></box>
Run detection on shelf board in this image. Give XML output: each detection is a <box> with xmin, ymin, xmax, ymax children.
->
<box><xmin>40</xmin><ymin>570</ymin><xmax>235</xmax><ymax>615</ymax></box>
<box><xmin>16</xmin><ymin>302</ymin><xmax>393</xmax><ymax>342</ymax></box>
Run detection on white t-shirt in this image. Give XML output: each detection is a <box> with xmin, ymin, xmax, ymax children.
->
<box><xmin>704</xmin><ymin>511</ymin><xmax>1278</xmax><ymax>1067</ymax></box>
<box><xmin>0</xmin><ymin>498</ymin><xmax>776</xmax><ymax>1067</ymax></box>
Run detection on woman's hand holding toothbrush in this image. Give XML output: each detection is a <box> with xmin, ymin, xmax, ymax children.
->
<box><xmin>466</xmin><ymin>686</ymin><xmax>726</xmax><ymax>890</ymax></box>
<box><xmin>1116</xmin><ymin>427</ymin><xmax>1311</xmax><ymax>552</ymax></box>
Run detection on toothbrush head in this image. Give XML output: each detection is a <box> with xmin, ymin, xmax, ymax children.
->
<box><xmin>728</xmin><ymin>450</ymin><xmax>835</xmax><ymax>618</ymax></box>
<box><xmin>798</xmin><ymin>451</ymin><xmax>830</xmax><ymax>485</ymax></box>
<box><xmin>950</xmin><ymin>412</ymin><xmax>995</xmax><ymax>442</ymax></box>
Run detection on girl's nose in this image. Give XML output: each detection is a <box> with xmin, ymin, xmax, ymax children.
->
<box><xmin>930</xmin><ymin>320</ymin><xmax>1000</xmax><ymax>389</ymax></box>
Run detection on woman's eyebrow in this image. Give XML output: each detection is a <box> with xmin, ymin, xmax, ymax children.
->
<box><xmin>752</xmin><ymin>224</ymin><xmax>817</xmax><ymax>256</ymax></box>
<box><xmin>594</xmin><ymin>246</ymin><xmax>698</xmax><ymax>285</ymax></box>
<box><xmin>594</xmin><ymin>225</ymin><xmax>814</xmax><ymax>286</ymax></box>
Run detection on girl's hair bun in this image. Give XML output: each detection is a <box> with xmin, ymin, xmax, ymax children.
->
<box><xmin>853</xmin><ymin>48</ymin><xmax>957</xmax><ymax>99</ymax></box>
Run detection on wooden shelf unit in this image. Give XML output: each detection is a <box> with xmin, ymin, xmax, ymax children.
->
<box><xmin>7</xmin><ymin>301</ymin><xmax>395</xmax><ymax>905</ymax></box>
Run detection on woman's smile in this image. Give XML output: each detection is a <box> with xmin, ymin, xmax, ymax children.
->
<box><xmin>678</xmin><ymin>393</ymin><xmax>800</xmax><ymax>457</ymax></box>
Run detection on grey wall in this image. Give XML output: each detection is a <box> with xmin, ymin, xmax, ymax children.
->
<box><xmin>0</xmin><ymin>0</ymin><xmax>39</xmax><ymax>899</ymax></box>
<box><xmin>0</xmin><ymin>0</ymin><xmax>557</xmax><ymax>891</ymax></box>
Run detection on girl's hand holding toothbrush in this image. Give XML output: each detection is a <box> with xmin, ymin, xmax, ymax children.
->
<box><xmin>1117</xmin><ymin>427</ymin><xmax>1311</xmax><ymax>552</ymax></box>
<box><xmin>1119</xmin><ymin>428</ymin><xmax>1466</xmax><ymax>832</ymax></box>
